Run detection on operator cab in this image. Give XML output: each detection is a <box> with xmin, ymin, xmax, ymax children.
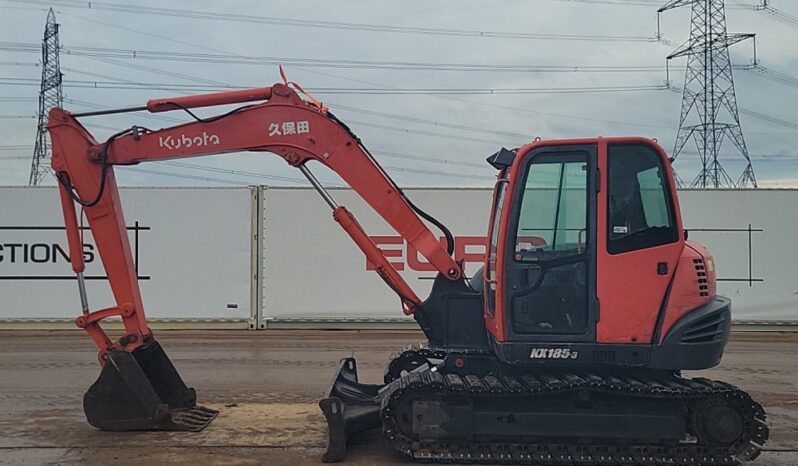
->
<box><xmin>484</xmin><ymin>138</ymin><xmax>685</xmax><ymax>358</ymax></box>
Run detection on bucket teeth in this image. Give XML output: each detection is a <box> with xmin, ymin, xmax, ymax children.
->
<box><xmin>83</xmin><ymin>339</ymin><xmax>217</xmax><ymax>432</ymax></box>
<box><xmin>170</xmin><ymin>406</ymin><xmax>219</xmax><ymax>432</ymax></box>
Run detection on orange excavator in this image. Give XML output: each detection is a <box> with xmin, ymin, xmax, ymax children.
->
<box><xmin>49</xmin><ymin>74</ymin><xmax>768</xmax><ymax>464</ymax></box>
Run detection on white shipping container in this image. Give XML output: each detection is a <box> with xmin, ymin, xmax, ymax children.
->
<box><xmin>2</xmin><ymin>186</ymin><xmax>795</xmax><ymax>327</ymax></box>
<box><xmin>260</xmin><ymin>187</ymin><xmax>491</xmax><ymax>326</ymax></box>
<box><xmin>261</xmin><ymin>187</ymin><xmax>798</xmax><ymax>324</ymax></box>
<box><xmin>0</xmin><ymin>187</ymin><xmax>254</xmax><ymax>324</ymax></box>
<box><xmin>678</xmin><ymin>190</ymin><xmax>798</xmax><ymax>322</ymax></box>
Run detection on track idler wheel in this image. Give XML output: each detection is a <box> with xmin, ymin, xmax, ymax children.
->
<box><xmin>83</xmin><ymin>339</ymin><xmax>217</xmax><ymax>432</ymax></box>
<box><xmin>384</xmin><ymin>351</ymin><xmax>431</xmax><ymax>384</ymax></box>
<box><xmin>692</xmin><ymin>399</ymin><xmax>746</xmax><ymax>446</ymax></box>
<box><xmin>319</xmin><ymin>358</ymin><xmax>384</xmax><ymax>463</ymax></box>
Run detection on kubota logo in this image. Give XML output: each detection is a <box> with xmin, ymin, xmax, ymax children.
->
<box><xmin>158</xmin><ymin>132</ymin><xmax>220</xmax><ymax>150</ymax></box>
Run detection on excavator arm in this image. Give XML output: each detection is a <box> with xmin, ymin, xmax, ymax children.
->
<box><xmin>47</xmin><ymin>80</ymin><xmax>462</xmax><ymax>433</ymax></box>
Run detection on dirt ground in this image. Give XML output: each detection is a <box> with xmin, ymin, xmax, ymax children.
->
<box><xmin>0</xmin><ymin>330</ymin><xmax>795</xmax><ymax>465</ymax></box>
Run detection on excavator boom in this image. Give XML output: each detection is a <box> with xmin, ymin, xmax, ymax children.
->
<box><xmin>48</xmin><ymin>80</ymin><xmax>462</xmax><ymax>432</ymax></box>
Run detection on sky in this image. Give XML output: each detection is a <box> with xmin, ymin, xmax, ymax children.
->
<box><xmin>0</xmin><ymin>0</ymin><xmax>796</xmax><ymax>188</ymax></box>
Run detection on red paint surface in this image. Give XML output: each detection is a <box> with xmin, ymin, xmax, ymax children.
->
<box><xmin>49</xmin><ymin>83</ymin><xmax>462</xmax><ymax>355</ymax></box>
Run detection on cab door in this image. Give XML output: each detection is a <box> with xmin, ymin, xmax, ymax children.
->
<box><xmin>500</xmin><ymin>144</ymin><xmax>598</xmax><ymax>343</ymax></box>
<box><xmin>597</xmin><ymin>140</ymin><xmax>684</xmax><ymax>344</ymax></box>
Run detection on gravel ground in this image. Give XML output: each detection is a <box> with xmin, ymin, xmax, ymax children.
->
<box><xmin>0</xmin><ymin>330</ymin><xmax>795</xmax><ymax>465</ymax></box>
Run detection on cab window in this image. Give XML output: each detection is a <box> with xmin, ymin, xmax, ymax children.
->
<box><xmin>515</xmin><ymin>154</ymin><xmax>588</xmax><ymax>261</ymax></box>
<box><xmin>485</xmin><ymin>178</ymin><xmax>507</xmax><ymax>316</ymax></box>
<box><xmin>607</xmin><ymin>144</ymin><xmax>678</xmax><ymax>254</ymax></box>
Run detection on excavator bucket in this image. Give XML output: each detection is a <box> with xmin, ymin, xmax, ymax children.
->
<box><xmin>83</xmin><ymin>340</ymin><xmax>217</xmax><ymax>432</ymax></box>
<box><xmin>319</xmin><ymin>358</ymin><xmax>384</xmax><ymax>463</ymax></box>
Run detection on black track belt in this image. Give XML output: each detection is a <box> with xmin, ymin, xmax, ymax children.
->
<box><xmin>380</xmin><ymin>348</ymin><xmax>768</xmax><ymax>465</ymax></box>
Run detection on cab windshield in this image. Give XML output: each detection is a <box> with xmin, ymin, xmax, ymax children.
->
<box><xmin>515</xmin><ymin>153</ymin><xmax>588</xmax><ymax>263</ymax></box>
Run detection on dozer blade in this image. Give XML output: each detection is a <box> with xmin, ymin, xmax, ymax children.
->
<box><xmin>319</xmin><ymin>358</ymin><xmax>384</xmax><ymax>463</ymax></box>
<box><xmin>83</xmin><ymin>339</ymin><xmax>218</xmax><ymax>432</ymax></box>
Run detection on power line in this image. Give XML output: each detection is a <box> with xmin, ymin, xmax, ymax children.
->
<box><xmin>0</xmin><ymin>42</ymin><xmax>670</xmax><ymax>74</ymax></box>
<box><xmin>0</xmin><ymin>41</ymin><xmax>678</xmax><ymax>75</ymax></box>
<box><xmin>0</xmin><ymin>138</ymin><xmax>494</xmax><ymax>185</ymax></box>
<box><xmin>285</xmin><ymin>56</ymin><xmax>798</xmax><ymax>135</ymax></box>
<box><xmin>50</xmin><ymin>53</ymin><xmax>631</xmax><ymax>143</ymax></box>
<box><xmin>551</xmin><ymin>0</ymin><xmax>755</xmax><ymax>7</ymax></box>
<box><xmin>18</xmin><ymin>81</ymin><xmax>506</xmax><ymax>175</ymax></box>
<box><xmin>318</xmin><ymin>85</ymin><xmax>670</xmax><ymax>95</ymax></box>
<box><xmin>53</xmin><ymin>51</ymin><xmax>537</xmax><ymax>141</ymax></box>
<box><xmin>83</xmin><ymin>122</ymin><xmax>130</xmax><ymax>132</ymax></box>
<box><xmin>0</xmin><ymin>61</ymin><xmax>39</xmax><ymax>67</ymax></box>
<box><xmin>345</xmin><ymin>119</ymin><xmax>508</xmax><ymax>146</ymax></box>
<box><xmin>40</xmin><ymin>9</ymin><xmax>694</xmax><ymax>134</ymax></box>
<box><xmin>738</xmin><ymin>108</ymin><xmax>798</xmax><ymax>130</ymax></box>
<box><xmin>57</xmin><ymin>92</ymin><xmax>518</xmax><ymax>146</ymax></box>
<box><xmin>0</xmin><ymin>142</ymin><xmax>492</xmax><ymax>171</ymax></box>
<box><xmin>757</xmin><ymin>7</ymin><xmax>798</xmax><ymax>29</ymax></box>
<box><xmin>329</xmin><ymin>103</ymin><xmax>529</xmax><ymax>139</ymax></box>
<box><xmin>60</xmin><ymin>66</ymin><xmax>187</xmax><ymax>92</ymax></box>
<box><xmin>43</xmin><ymin>1</ymin><xmax>796</xmax><ymax>141</ymax></box>
<box><xmin>680</xmin><ymin>150</ymin><xmax>798</xmax><ymax>159</ymax></box>
<box><xmin>553</xmin><ymin>0</ymin><xmax>668</xmax><ymax>5</ymax></box>
<box><xmin>3</xmin><ymin>80</ymin><xmax>794</xmax><ymax>139</ymax></box>
<box><xmin>745</xmin><ymin>64</ymin><xmax>798</xmax><ymax>89</ymax></box>
<box><xmin>0</xmin><ymin>96</ymin><xmax>37</xmax><ymax>102</ymax></box>
<box><xmin>553</xmin><ymin>0</ymin><xmax>798</xmax><ymax>31</ymax></box>
<box><xmin>123</xmin><ymin>157</ymin><xmax>494</xmax><ymax>185</ymax></box>
<box><xmin>160</xmin><ymin>161</ymin><xmax>335</xmax><ymax>186</ymax></box>
<box><xmin>730</xmin><ymin>0</ymin><xmax>798</xmax><ymax>29</ymax></box>
<box><xmin>43</xmin><ymin>55</ymin><xmax>536</xmax><ymax>142</ymax></box>
<box><xmin>1</xmin><ymin>0</ymin><xmax>660</xmax><ymax>42</ymax></box>
<box><xmin>119</xmin><ymin>166</ymin><xmax>251</xmax><ymax>185</ymax></box>
<box><xmin>285</xmin><ymin>56</ymin><xmax>687</xmax><ymax>131</ymax></box>
<box><xmin>39</xmin><ymin>0</ymin><xmax>782</xmax><ymax>31</ymax></box>
<box><xmin>0</xmin><ymin>42</ymin><xmax>692</xmax><ymax>80</ymax></box>
<box><xmin>16</xmin><ymin>78</ymin><xmax>792</xmax><ymax>138</ymax></box>
<box><xmin>371</xmin><ymin>150</ymin><xmax>486</xmax><ymax>169</ymax></box>
<box><xmin>667</xmin><ymin>76</ymin><xmax>798</xmax><ymax>130</ymax></box>
<box><xmin>15</xmin><ymin>41</ymin><xmax>787</xmax><ymax>80</ymax></box>
<box><xmin>4</xmin><ymin>141</ymin><xmax>783</xmax><ymax>163</ymax></box>
<box><xmin>78</xmin><ymin>95</ymin><xmax>522</xmax><ymax>150</ymax></box>
<box><xmin>0</xmin><ymin>76</ymin><xmax>671</xmax><ymax>95</ymax></box>
<box><xmin>71</xmin><ymin>52</ymin><xmax>233</xmax><ymax>86</ymax></box>
<box><xmin>380</xmin><ymin>165</ymin><xmax>494</xmax><ymax>180</ymax></box>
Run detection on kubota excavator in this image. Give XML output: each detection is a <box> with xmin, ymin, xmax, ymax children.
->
<box><xmin>49</xmin><ymin>73</ymin><xmax>768</xmax><ymax>465</ymax></box>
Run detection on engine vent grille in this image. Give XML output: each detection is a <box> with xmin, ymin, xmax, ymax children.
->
<box><xmin>693</xmin><ymin>258</ymin><xmax>709</xmax><ymax>297</ymax></box>
<box><xmin>681</xmin><ymin>312</ymin><xmax>727</xmax><ymax>344</ymax></box>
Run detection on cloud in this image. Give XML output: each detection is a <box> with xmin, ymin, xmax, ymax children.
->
<box><xmin>0</xmin><ymin>0</ymin><xmax>796</xmax><ymax>187</ymax></box>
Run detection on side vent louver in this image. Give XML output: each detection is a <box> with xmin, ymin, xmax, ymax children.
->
<box><xmin>693</xmin><ymin>258</ymin><xmax>709</xmax><ymax>297</ymax></box>
<box><xmin>681</xmin><ymin>312</ymin><xmax>727</xmax><ymax>344</ymax></box>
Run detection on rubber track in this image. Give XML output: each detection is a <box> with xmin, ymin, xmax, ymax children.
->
<box><xmin>380</xmin><ymin>349</ymin><xmax>769</xmax><ymax>465</ymax></box>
